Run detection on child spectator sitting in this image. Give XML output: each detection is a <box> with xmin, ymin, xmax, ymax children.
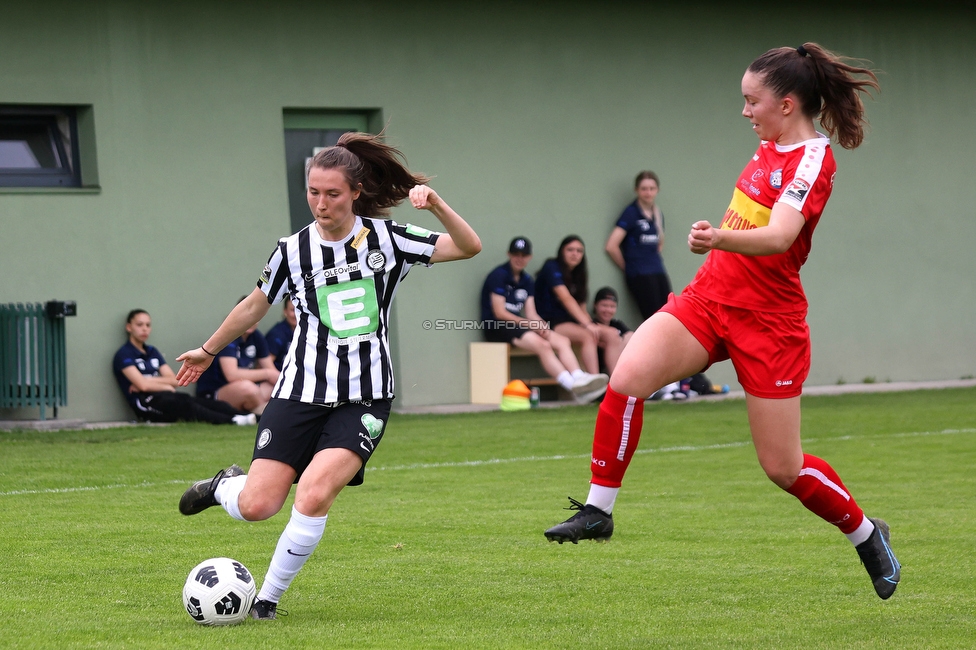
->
<box><xmin>591</xmin><ymin>287</ymin><xmax>634</xmax><ymax>374</ymax></box>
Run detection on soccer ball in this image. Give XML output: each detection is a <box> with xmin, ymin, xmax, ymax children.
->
<box><xmin>182</xmin><ymin>557</ymin><xmax>257</xmax><ymax>626</ymax></box>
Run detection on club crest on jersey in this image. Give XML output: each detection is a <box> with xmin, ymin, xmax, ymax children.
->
<box><xmin>257</xmin><ymin>428</ymin><xmax>272</xmax><ymax>449</ymax></box>
<box><xmin>366</xmin><ymin>249</ymin><xmax>386</xmax><ymax>272</ymax></box>
<box><xmin>259</xmin><ymin>265</ymin><xmax>272</xmax><ymax>284</ymax></box>
<box><xmin>783</xmin><ymin>178</ymin><xmax>810</xmax><ymax>203</ymax></box>
<box><xmin>770</xmin><ymin>169</ymin><xmax>783</xmax><ymax>189</ymax></box>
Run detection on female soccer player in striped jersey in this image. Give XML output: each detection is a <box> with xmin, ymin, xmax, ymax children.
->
<box><xmin>545</xmin><ymin>43</ymin><xmax>901</xmax><ymax>599</ymax></box>
<box><xmin>175</xmin><ymin>132</ymin><xmax>481</xmax><ymax>619</ymax></box>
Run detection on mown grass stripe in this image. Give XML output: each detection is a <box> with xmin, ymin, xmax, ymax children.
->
<box><xmin>2</xmin><ymin>427</ymin><xmax>971</xmax><ymax>498</ymax></box>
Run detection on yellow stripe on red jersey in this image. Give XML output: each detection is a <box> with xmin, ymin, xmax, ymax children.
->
<box><xmin>689</xmin><ymin>136</ymin><xmax>836</xmax><ymax>313</ymax></box>
<box><xmin>720</xmin><ymin>187</ymin><xmax>771</xmax><ymax>231</ymax></box>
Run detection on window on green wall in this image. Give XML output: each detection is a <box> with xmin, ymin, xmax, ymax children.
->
<box><xmin>282</xmin><ymin>109</ymin><xmax>380</xmax><ymax>233</ymax></box>
<box><xmin>0</xmin><ymin>105</ymin><xmax>82</xmax><ymax>188</ymax></box>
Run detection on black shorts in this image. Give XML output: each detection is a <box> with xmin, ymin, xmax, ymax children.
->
<box><xmin>483</xmin><ymin>321</ymin><xmax>529</xmax><ymax>344</ymax></box>
<box><xmin>252</xmin><ymin>398</ymin><xmax>391</xmax><ymax>486</ymax></box>
<box><xmin>626</xmin><ymin>273</ymin><xmax>673</xmax><ymax>320</ymax></box>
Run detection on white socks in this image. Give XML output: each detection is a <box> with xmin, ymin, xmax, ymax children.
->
<box><xmin>845</xmin><ymin>515</ymin><xmax>875</xmax><ymax>546</ymax></box>
<box><xmin>257</xmin><ymin>506</ymin><xmax>328</xmax><ymax>603</ymax></box>
<box><xmin>557</xmin><ymin>371</ymin><xmax>575</xmax><ymax>390</ymax></box>
<box><xmin>586</xmin><ymin>484</ymin><xmax>619</xmax><ymax>514</ymax></box>
<box><xmin>213</xmin><ymin>474</ymin><xmax>330</xmax><ymax>604</ymax></box>
<box><xmin>231</xmin><ymin>413</ymin><xmax>258</xmax><ymax>426</ymax></box>
<box><xmin>214</xmin><ymin>474</ymin><xmax>248</xmax><ymax>521</ymax></box>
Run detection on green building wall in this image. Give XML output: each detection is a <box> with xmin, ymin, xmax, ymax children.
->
<box><xmin>1</xmin><ymin>1</ymin><xmax>973</xmax><ymax>421</ymax></box>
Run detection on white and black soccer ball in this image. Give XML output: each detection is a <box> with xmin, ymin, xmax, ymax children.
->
<box><xmin>182</xmin><ymin>557</ymin><xmax>257</xmax><ymax>626</ymax></box>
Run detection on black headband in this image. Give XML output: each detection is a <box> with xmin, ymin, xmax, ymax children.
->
<box><xmin>797</xmin><ymin>45</ymin><xmax>808</xmax><ymax>57</ymax></box>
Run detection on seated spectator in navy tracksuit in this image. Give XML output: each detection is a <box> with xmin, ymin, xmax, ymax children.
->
<box><xmin>112</xmin><ymin>309</ymin><xmax>256</xmax><ymax>425</ymax></box>
<box><xmin>196</xmin><ymin>298</ymin><xmax>279</xmax><ymax>416</ymax></box>
<box><xmin>265</xmin><ymin>299</ymin><xmax>297</xmax><ymax>371</ymax></box>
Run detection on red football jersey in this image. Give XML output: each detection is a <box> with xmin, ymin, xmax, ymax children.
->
<box><xmin>689</xmin><ymin>135</ymin><xmax>836</xmax><ymax>312</ymax></box>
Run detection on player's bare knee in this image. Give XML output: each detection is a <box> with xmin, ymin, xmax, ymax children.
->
<box><xmin>294</xmin><ymin>491</ymin><xmax>332</xmax><ymax>516</ymax></box>
<box><xmin>609</xmin><ymin>364</ymin><xmax>659</xmax><ymax>397</ymax></box>
<box><xmin>238</xmin><ymin>493</ymin><xmax>283</xmax><ymax>521</ymax></box>
<box><xmin>762</xmin><ymin>462</ymin><xmax>799</xmax><ymax>490</ymax></box>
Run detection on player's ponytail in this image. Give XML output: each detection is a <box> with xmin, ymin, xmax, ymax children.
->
<box><xmin>748</xmin><ymin>43</ymin><xmax>880</xmax><ymax>150</ymax></box>
<box><xmin>307</xmin><ymin>132</ymin><xmax>431</xmax><ymax>217</ymax></box>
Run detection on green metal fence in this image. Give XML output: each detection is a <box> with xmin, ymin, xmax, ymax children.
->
<box><xmin>0</xmin><ymin>302</ymin><xmax>70</xmax><ymax>420</ymax></box>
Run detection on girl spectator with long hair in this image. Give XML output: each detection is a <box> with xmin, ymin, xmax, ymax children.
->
<box><xmin>535</xmin><ymin>235</ymin><xmax>626</xmax><ymax>377</ymax></box>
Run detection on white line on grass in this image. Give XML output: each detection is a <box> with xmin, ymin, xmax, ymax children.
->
<box><xmin>1</xmin><ymin>428</ymin><xmax>972</xmax><ymax>497</ymax></box>
<box><xmin>0</xmin><ymin>480</ymin><xmax>186</xmax><ymax>497</ymax></box>
<box><xmin>366</xmin><ymin>427</ymin><xmax>976</xmax><ymax>473</ymax></box>
<box><xmin>367</xmin><ymin>440</ymin><xmax>754</xmax><ymax>473</ymax></box>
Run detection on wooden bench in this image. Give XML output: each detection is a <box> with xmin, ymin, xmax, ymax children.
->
<box><xmin>469</xmin><ymin>342</ymin><xmax>568</xmax><ymax>404</ymax></box>
<box><xmin>508</xmin><ymin>346</ymin><xmax>560</xmax><ymax>388</ymax></box>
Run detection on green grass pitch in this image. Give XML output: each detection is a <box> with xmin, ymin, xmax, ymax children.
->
<box><xmin>1</xmin><ymin>388</ymin><xmax>974</xmax><ymax>648</ymax></box>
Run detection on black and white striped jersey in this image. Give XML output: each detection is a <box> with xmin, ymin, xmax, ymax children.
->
<box><xmin>257</xmin><ymin>216</ymin><xmax>441</xmax><ymax>404</ymax></box>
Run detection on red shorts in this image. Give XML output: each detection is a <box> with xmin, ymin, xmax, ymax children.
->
<box><xmin>659</xmin><ymin>288</ymin><xmax>810</xmax><ymax>398</ymax></box>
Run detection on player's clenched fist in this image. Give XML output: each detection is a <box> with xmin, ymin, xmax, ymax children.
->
<box><xmin>409</xmin><ymin>184</ymin><xmax>440</xmax><ymax>210</ymax></box>
<box><xmin>688</xmin><ymin>220</ymin><xmax>718</xmax><ymax>255</ymax></box>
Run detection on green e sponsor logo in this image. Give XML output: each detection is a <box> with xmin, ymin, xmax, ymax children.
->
<box><xmin>405</xmin><ymin>224</ymin><xmax>433</xmax><ymax>238</ymax></box>
<box><xmin>317</xmin><ymin>278</ymin><xmax>379</xmax><ymax>338</ymax></box>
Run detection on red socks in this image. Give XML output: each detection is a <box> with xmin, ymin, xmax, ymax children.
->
<box><xmin>591</xmin><ymin>389</ymin><xmax>864</xmax><ymax>535</ymax></box>
<box><xmin>590</xmin><ymin>386</ymin><xmax>645</xmax><ymax>488</ymax></box>
<box><xmin>786</xmin><ymin>454</ymin><xmax>865</xmax><ymax>534</ymax></box>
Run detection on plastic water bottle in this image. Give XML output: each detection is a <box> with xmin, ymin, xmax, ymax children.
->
<box><xmin>530</xmin><ymin>387</ymin><xmax>540</xmax><ymax>408</ymax></box>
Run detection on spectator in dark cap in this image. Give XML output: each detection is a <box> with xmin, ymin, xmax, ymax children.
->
<box><xmin>509</xmin><ymin>237</ymin><xmax>532</xmax><ymax>255</ymax></box>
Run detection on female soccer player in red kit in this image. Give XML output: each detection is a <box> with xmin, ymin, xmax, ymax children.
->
<box><xmin>545</xmin><ymin>43</ymin><xmax>901</xmax><ymax>599</ymax></box>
